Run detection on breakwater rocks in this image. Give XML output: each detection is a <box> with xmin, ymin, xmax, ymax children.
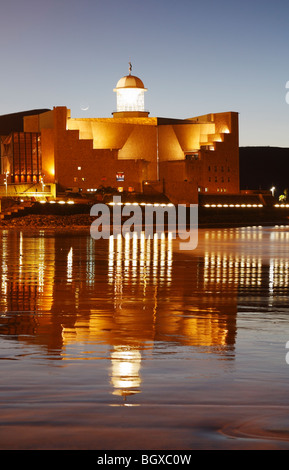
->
<box><xmin>0</xmin><ymin>214</ymin><xmax>93</xmax><ymax>229</ymax></box>
<box><xmin>1</xmin><ymin>205</ymin><xmax>289</xmax><ymax>230</ymax></box>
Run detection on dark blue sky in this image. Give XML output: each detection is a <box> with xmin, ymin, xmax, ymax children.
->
<box><xmin>0</xmin><ymin>0</ymin><xmax>288</xmax><ymax>146</ymax></box>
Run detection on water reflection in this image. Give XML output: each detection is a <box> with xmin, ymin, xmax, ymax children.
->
<box><xmin>111</xmin><ymin>346</ymin><xmax>142</xmax><ymax>399</ymax></box>
<box><xmin>0</xmin><ymin>227</ymin><xmax>289</xmax><ymax>401</ymax></box>
<box><xmin>199</xmin><ymin>227</ymin><xmax>289</xmax><ymax>299</ymax></box>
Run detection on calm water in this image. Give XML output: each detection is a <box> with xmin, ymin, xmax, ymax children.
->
<box><xmin>0</xmin><ymin>226</ymin><xmax>289</xmax><ymax>450</ymax></box>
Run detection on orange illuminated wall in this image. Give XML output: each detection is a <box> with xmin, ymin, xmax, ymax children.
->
<box><xmin>23</xmin><ymin>107</ymin><xmax>239</xmax><ymax>200</ymax></box>
<box><xmin>32</xmin><ymin>107</ymin><xmax>151</xmax><ymax>192</ymax></box>
<box><xmin>158</xmin><ymin>112</ymin><xmax>239</xmax><ymax>202</ymax></box>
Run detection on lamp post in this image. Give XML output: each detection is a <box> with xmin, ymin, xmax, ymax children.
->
<box><xmin>41</xmin><ymin>175</ymin><xmax>45</xmax><ymax>192</ymax></box>
<box><xmin>270</xmin><ymin>186</ymin><xmax>276</xmax><ymax>198</ymax></box>
<box><xmin>4</xmin><ymin>171</ymin><xmax>9</xmax><ymax>196</ymax></box>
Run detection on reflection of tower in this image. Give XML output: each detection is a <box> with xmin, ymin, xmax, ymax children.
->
<box><xmin>113</xmin><ymin>63</ymin><xmax>149</xmax><ymax>118</ymax></box>
<box><xmin>110</xmin><ymin>345</ymin><xmax>142</xmax><ymax>400</ymax></box>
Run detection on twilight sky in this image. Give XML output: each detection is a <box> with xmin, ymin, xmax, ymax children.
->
<box><xmin>0</xmin><ymin>0</ymin><xmax>288</xmax><ymax>147</ymax></box>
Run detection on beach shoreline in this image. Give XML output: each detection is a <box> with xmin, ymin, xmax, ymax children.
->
<box><xmin>0</xmin><ymin>212</ymin><xmax>288</xmax><ymax>231</ymax></box>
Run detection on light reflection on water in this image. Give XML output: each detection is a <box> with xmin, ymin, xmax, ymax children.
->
<box><xmin>0</xmin><ymin>227</ymin><xmax>289</xmax><ymax>449</ymax></box>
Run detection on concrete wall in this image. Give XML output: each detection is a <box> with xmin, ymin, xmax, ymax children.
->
<box><xmin>68</xmin><ymin>116</ymin><xmax>158</xmax><ymax>182</ymax></box>
<box><xmin>48</xmin><ymin>108</ymin><xmax>147</xmax><ymax>192</ymax></box>
<box><xmin>201</xmin><ymin>112</ymin><xmax>239</xmax><ymax>194</ymax></box>
<box><xmin>23</xmin><ymin>107</ymin><xmax>239</xmax><ymax>198</ymax></box>
<box><xmin>158</xmin><ymin>112</ymin><xmax>239</xmax><ymax>195</ymax></box>
<box><xmin>160</xmin><ymin>161</ymin><xmax>198</xmax><ymax>204</ymax></box>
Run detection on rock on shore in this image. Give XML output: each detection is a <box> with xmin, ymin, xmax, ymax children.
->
<box><xmin>0</xmin><ymin>214</ymin><xmax>93</xmax><ymax>229</ymax></box>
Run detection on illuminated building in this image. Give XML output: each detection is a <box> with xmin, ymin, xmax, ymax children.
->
<box><xmin>0</xmin><ymin>65</ymin><xmax>239</xmax><ymax>203</ymax></box>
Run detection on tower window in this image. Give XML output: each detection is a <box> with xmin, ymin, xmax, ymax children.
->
<box><xmin>116</xmin><ymin>89</ymin><xmax>145</xmax><ymax>112</ymax></box>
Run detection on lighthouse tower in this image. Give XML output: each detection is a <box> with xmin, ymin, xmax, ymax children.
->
<box><xmin>113</xmin><ymin>63</ymin><xmax>149</xmax><ymax>117</ymax></box>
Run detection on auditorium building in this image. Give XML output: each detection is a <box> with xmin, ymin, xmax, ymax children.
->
<box><xmin>0</xmin><ymin>66</ymin><xmax>239</xmax><ymax>204</ymax></box>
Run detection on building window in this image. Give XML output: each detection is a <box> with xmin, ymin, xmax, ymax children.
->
<box><xmin>9</xmin><ymin>132</ymin><xmax>41</xmax><ymax>184</ymax></box>
<box><xmin>186</xmin><ymin>153</ymin><xmax>199</xmax><ymax>160</ymax></box>
<box><xmin>78</xmin><ymin>166</ymin><xmax>82</xmax><ymax>171</ymax></box>
<box><xmin>74</xmin><ymin>177</ymin><xmax>78</xmax><ymax>183</ymax></box>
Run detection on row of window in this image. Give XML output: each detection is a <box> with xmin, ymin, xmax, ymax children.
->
<box><xmin>209</xmin><ymin>177</ymin><xmax>231</xmax><ymax>183</ymax></box>
<box><xmin>208</xmin><ymin>166</ymin><xmax>230</xmax><ymax>172</ymax></box>
<box><xmin>198</xmin><ymin>188</ymin><xmax>228</xmax><ymax>193</ymax></box>
<box><xmin>74</xmin><ymin>177</ymin><xmax>86</xmax><ymax>182</ymax></box>
<box><xmin>10</xmin><ymin>132</ymin><xmax>42</xmax><ymax>183</ymax></box>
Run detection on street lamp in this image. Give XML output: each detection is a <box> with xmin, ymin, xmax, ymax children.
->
<box><xmin>41</xmin><ymin>175</ymin><xmax>45</xmax><ymax>192</ymax></box>
<box><xmin>4</xmin><ymin>171</ymin><xmax>9</xmax><ymax>196</ymax></box>
<box><xmin>270</xmin><ymin>186</ymin><xmax>276</xmax><ymax>198</ymax></box>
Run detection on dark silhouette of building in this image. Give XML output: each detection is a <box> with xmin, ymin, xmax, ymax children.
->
<box><xmin>240</xmin><ymin>147</ymin><xmax>289</xmax><ymax>196</ymax></box>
